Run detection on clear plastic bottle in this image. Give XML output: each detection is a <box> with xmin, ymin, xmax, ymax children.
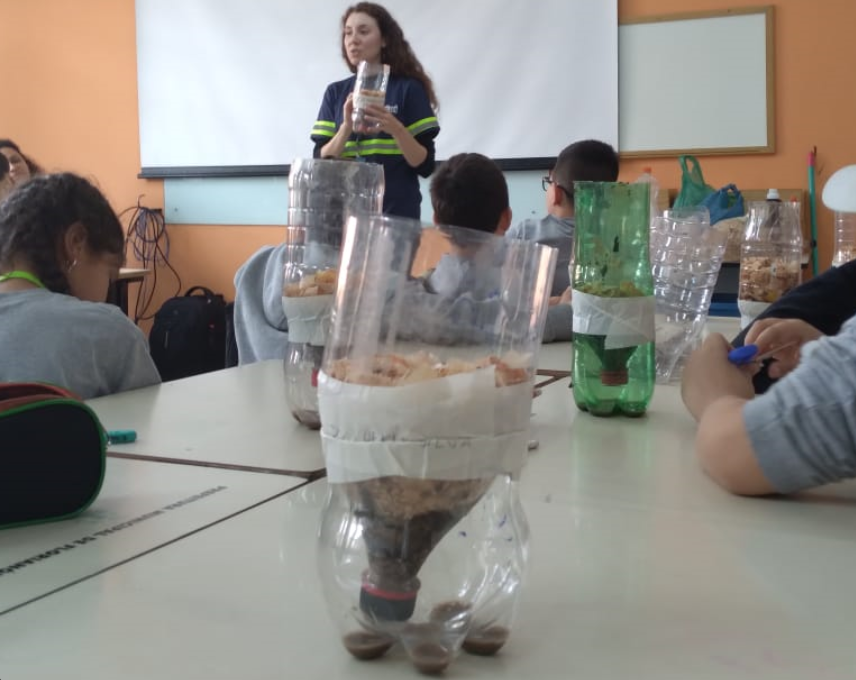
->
<box><xmin>738</xmin><ymin>189</ymin><xmax>803</xmax><ymax>328</ymax></box>
<box><xmin>282</xmin><ymin>158</ymin><xmax>384</xmax><ymax>429</ymax></box>
<box><xmin>314</xmin><ymin>214</ymin><xmax>556</xmax><ymax>673</ymax></box>
<box><xmin>318</xmin><ymin>474</ymin><xmax>529</xmax><ymax>672</ymax></box>
<box><xmin>635</xmin><ymin>166</ymin><xmax>660</xmax><ymax>222</ymax></box>
<box><xmin>832</xmin><ymin>212</ymin><xmax>856</xmax><ymax>267</ymax></box>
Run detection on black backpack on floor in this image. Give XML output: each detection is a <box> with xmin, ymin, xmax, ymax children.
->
<box><xmin>149</xmin><ymin>286</ymin><xmax>228</xmax><ymax>381</ymax></box>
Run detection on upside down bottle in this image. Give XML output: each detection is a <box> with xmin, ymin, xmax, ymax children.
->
<box><xmin>281</xmin><ymin>158</ymin><xmax>384</xmax><ymax>429</ymax></box>
<box><xmin>315</xmin><ymin>214</ymin><xmax>556</xmax><ymax>674</ymax></box>
<box><xmin>737</xmin><ymin>189</ymin><xmax>803</xmax><ymax>329</ymax></box>
<box><xmin>572</xmin><ymin>181</ymin><xmax>656</xmax><ymax>417</ymax></box>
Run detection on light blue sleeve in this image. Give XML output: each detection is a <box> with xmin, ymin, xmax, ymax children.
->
<box><xmin>743</xmin><ymin>319</ymin><xmax>856</xmax><ymax>493</ymax></box>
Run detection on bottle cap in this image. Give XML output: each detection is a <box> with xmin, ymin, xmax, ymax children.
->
<box><xmin>766</xmin><ymin>188</ymin><xmax>781</xmax><ymax>201</ymax></box>
<box><xmin>360</xmin><ymin>582</ymin><xmax>419</xmax><ymax>621</ymax></box>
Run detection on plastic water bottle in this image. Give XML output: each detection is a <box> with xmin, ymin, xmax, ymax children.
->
<box><xmin>572</xmin><ymin>181</ymin><xmax>655</xmax><ymax>417</ymax></box>
<box><xmin>650</xmin><ymin>208</ymin><xmax>727</xmax><ymax>384</ymax></box>
<box><xmin>832</xmin><ymin>212</ymin><xmax>856</xmax><ymax>267</ymax></box>
<box><xmin>738</xmin><ymin>189</ymin><xmax>802</xmax><ymax>328</ymax></box>
<box><xmin>635</xmin><ymin>166</ymin><xmax>660</xmax><ymax>222</ymax></box>
<box><xmin>282</xmin><ymin>158</ymin><xmax>384</xmax><ymax>428</ymax></box>
<box><xmin>314</xmin><ymin>215</ymin><xmax>556</xmax><ymax>673</ymax></box>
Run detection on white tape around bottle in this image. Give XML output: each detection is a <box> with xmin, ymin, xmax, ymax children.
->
<box><xmin>737</xmin><ymin>299</ymin><xmax>770</xmax><ymax>330</ymax></box>
<box><xmin>281</xmin><ymin>294</ymin><xmax>333</xmax><ymax>345</ymax></box>
<box><xmin>317</xmin><ymin>367</ymin><xmax>533</xmax><ymax>483</ymax></box>
<box><xmin>572</xmin><ymin>290</ymin><xmax>655</xmax><ymax>350</ymax></box>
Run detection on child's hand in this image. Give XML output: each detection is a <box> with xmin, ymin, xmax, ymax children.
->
<box><xmin>744</xmin><ymin>318</ymin><xmax>823</xmax><ymax>379</ymax></box>
<box><xmin>681</xmin><ymin>333</ymin><xmax>756</xmax><ymax>421</ymax></box>
<box><xmin>548</xmin><ymin>288</ymin><xmax>572</xmax><ymax>307</ymax></box>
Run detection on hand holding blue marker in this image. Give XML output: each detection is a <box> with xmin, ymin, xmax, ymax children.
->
<box><xmin>728</xmin><ymin>342</ymin><xmax>796</xmax><ymax>366</ymax></box>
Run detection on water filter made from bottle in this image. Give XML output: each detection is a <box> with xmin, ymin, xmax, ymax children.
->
<box><xmin>823</xmin><ymin>164</ymin><xmax>856</xmax><ymax>268</ymax></box>
<box><xmin>571</xmin><ymin>181</ymin><xmax>656</xmax><ymax>417</ymax></box>
<box><xmin>281</xmin><ymin>158</ymin><xmax>384</xmax><ymax>429</ymax></box>
<box><xmin>314</xmin><ymin>214</ymin><xmax>557</xmax><ymax>674</ymax></box>
<box><xmin>737</xmin><ymin>189</ymin><xmax>803</xmax><ymax>329</ymax></box>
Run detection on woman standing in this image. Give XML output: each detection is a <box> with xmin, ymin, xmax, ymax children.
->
<box><xmin>311</xmin><ymin>3</ymin><xmax>440</xmax><ymax>219</ymax></box>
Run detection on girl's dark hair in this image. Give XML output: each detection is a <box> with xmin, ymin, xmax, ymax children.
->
<box><xmin>0</xmin><ymin>153</ymin><xmax>9</xmax><ymax>179</ymax></box>
<box><xmin>0</xmin><ymin>173</ymin><xmax>124</xmax><ymax>294</ymax></box>
<box><xmin>0</xmin><ymin>138</ymin><xmax>44</xmax><ymax>175</ymax></box>
<box><xmin>340</xmin><ymin>3</ymin><xmax>438</xmax><ymax>110</ymax></box>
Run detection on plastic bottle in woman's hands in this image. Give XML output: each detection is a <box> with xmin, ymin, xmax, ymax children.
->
<box><xmin>743</xmin><ymin>318</ymin><xmax>824</xmax><ymax>378</ymax></box>
<box><xmin>352</xmin><ymin>61</ymin><xmax>390</xmax><ymax>134</ymax></box>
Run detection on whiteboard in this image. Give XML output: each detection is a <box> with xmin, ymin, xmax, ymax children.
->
<box><xmin>135</xmin><ymin>0</ymin><xmax>618</xmax><ymax>175</ymax></box>
<box><xmin>618</xmin><ymin>7</ymin><xmax>774</xmax><ymax>156</ymax></box>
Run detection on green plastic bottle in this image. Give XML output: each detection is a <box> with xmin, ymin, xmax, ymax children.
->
<box><xmin>571</xmin><ymin>182</ymin><xmax>655</xmax><ymax>417</ymax></box>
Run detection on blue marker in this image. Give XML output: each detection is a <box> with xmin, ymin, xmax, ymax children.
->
<box><xmin>727</xmin><ymin>344</ymin><xmax>761</xmax><ymax>366</ymax></box>
<box><xmin>728</xmin><ymin>342</ymin><xmax>796</xmax><ymax>366</ymax></box>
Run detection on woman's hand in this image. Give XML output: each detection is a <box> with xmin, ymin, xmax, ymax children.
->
<box><xmin>361</xmin><ymin>103</ymin><xmax>428</xmax><ymax>169</ymax></box>
<box><xmin>744</xmin><ymin>318</ymin><xmax>824</xmax><ymax>379</ymax></box>
<box><xmin>340</xmin><ymin>94</ymin><xmax>355</xmax><ymax>134</ymax></box>
<box><xmin>362</xmin><ymin>104</ymin><xmax>403</xmax><ymax>136</ymax></box>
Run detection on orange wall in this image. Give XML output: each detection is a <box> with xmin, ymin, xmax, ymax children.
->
<box><xmin>2</xmin><ymin>0</ymin><xmax>161</xmax><ymax>230</ymax></box>
<box><xmin>4</xmin><ymin>0</ymin><xmax>856</xmax><ymax>320</ymax></box>
<box><xmin>618</xmin><ymin>0</ymin><xmax>856</xmax><ymax>269</ymax></box>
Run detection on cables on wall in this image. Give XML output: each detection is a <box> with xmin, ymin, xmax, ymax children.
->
<box><xmin>120</xmin><ymin>197</ymin><xmax>182</xmax><ymax>323</ymax></box>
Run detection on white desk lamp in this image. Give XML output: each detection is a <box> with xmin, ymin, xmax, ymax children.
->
<box><xmin>821</xmin><ymin>164</ymin><xmax>856</xmax><ymax>267</ymax></box>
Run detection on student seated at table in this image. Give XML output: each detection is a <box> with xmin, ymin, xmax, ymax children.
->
<box><xmin>0</xmin><ymin>153</ymin><xmax>13</xmax><ymax>202</ymax></box>
<box><xmin>421</xmin><ymin>151</ymin><xmax>512</xmax><ymax>293</ymax></box>
<box><xmin>730</xmin><ymin>259</ymin><xmax>856</xmax><ymax>394</ymax></box>
<box><xmin>396</xmin><ymin>152</ymin><xmax>553</xmax><ymax>346</ymax></box>
<box><xmin>681</xmin><ymin>314</ymin><xmax>856</xmax><ymax>496</ymax></box>
<box><xmin>0</xmin><ymin>173</ymin><xmax>161</xmax><ymax>398</ymax></box>
<box><xmin>505</xmin><ymin>139</ymin><xmax>619</xmax><ymax>342</ymax></box>
<box><xmin>0</xmin><ymin>138</ymin><xmax>43</xmax><ymax>187</ymax></box>
<box><xmin>232</xmin><ymin>241</ymin><xmax>290</xmax><ymax>364</ymax></box>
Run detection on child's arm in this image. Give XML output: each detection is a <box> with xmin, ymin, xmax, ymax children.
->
<box><xmin>684</xmin><ymin>323</ymin><xmax>856</xmax><ymax>495</ymax></box>
<box><xmin>695</xmin><ymin>397</ymin><xmax>776</xmax><ymax>495</ymax></box>
<box><xmin>681</xmin><ymin>333</ymin><xmax>774</xmax><ymax>495</ymax></box>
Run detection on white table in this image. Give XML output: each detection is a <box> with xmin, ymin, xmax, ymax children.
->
<box><xmin>87</xmin><ymin>361</ymin><xmax>326</xmax><ymax>477</ymax></box>
<box><xmin>0</xmin><ymin>457</ymin><xmax>304</xmax><ymax>615</ymax></box>
<box><xmin>4</xmin><ymin>370</ymin><xmax>856</xmax><ymax>678</ymax></box>
<box><xmin>2</xmin><ymin>471</ymin><xmax>855</xmax><ymax>680</ymax></box>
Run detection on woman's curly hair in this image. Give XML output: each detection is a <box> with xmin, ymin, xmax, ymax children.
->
<box><xmin>340</xmin><ymin>3</ymin><xmax>438</xmax><ymax>110</ymax></box>
<box><xmin>0</xmin><ymin>173</ymin><xmax>124</xmax><ymax>294</ymax></box>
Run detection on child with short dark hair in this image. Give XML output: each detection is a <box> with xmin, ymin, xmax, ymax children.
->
<box><xmin>421</xmin><ymin>153</ymin><xmax>511</xmax><ymax>296</ymax></box>
<box><xmin>506</xmin><ymin>139</ymin><xmax>619</xmax><ymax>341</ymax></box>
<box><xmin>430</xmin><ymin>152</ymin><xmax>511</xmax><ymax>236</ymax></box>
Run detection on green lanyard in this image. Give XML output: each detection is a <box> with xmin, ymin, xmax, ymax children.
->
<box><xmin>0</xmin><ymin>270</ymin><xmax>46</xmax><ymax>289</ymax></box>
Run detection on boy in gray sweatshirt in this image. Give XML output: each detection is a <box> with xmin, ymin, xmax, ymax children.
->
<box><xmin>506</xmin><ymin>139</ymin><xmax>619</xmax><ymax>342</ymax></box>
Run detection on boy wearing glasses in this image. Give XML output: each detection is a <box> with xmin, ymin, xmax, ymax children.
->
<box><xmin>506</xmin><ymin>139</ymin><xmax>619</xmax><ymax>341</ymax></box>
